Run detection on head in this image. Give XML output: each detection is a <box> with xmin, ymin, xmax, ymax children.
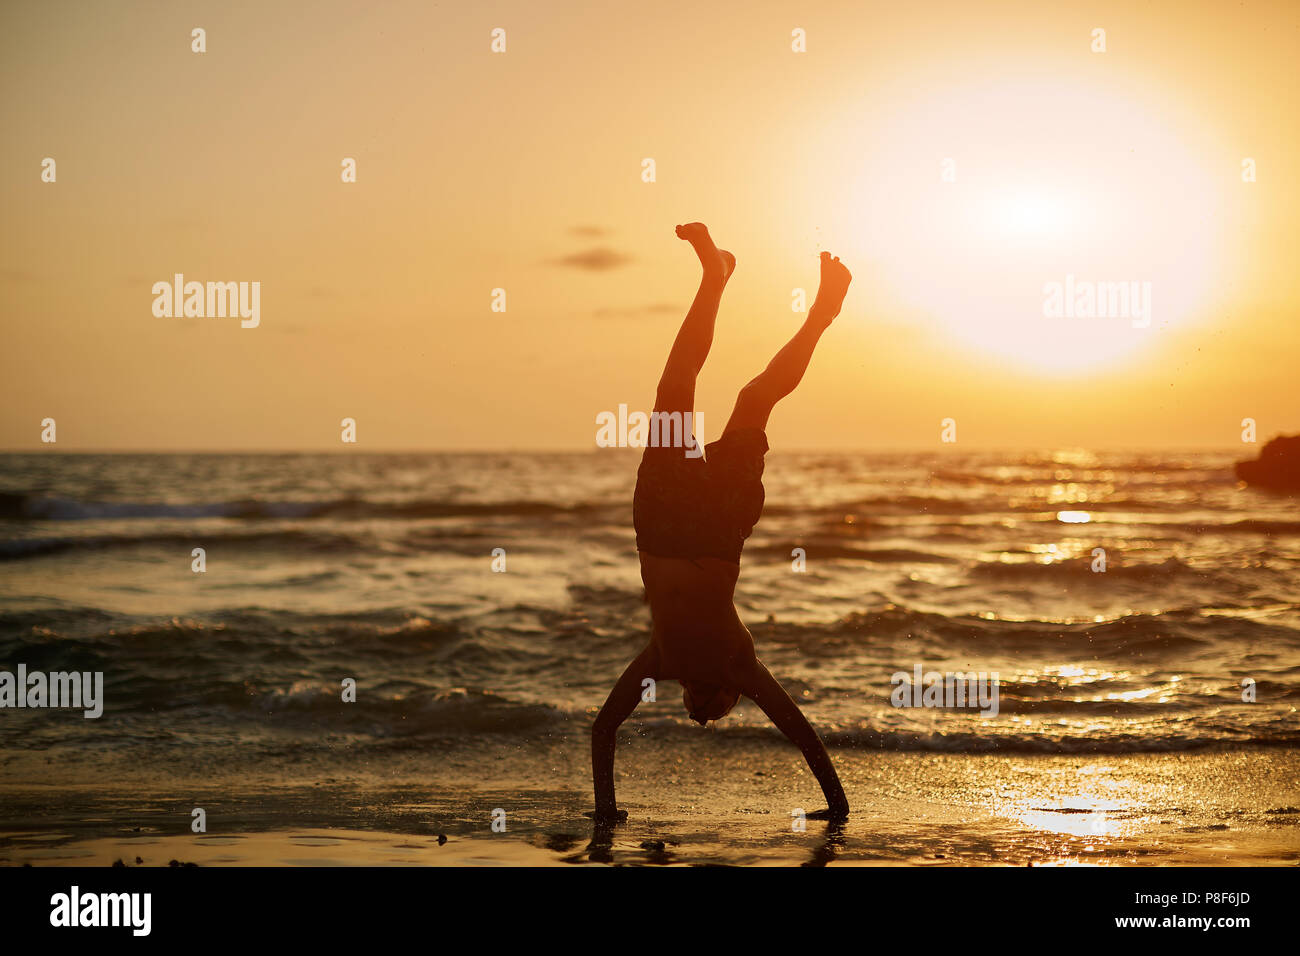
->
<box><xmin>682</xmin><ymin>681</ymin><xmax>741</xmax><ymax>726</ymax></box>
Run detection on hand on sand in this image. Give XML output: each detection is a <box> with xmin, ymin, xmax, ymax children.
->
<box><xmin>804</xmin><ymin>805</ymin><xmax>850</xmax><ymax>822</ymax></box>
<box><xmin>809</xmin><ymin>251</ymin><xmax>852</xmax><ymax>323</ymax></box>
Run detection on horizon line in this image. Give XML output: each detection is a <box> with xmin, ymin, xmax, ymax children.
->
<box><xmin>0</xmin><ymin>444</ymin><xmax>1262</xmax><ymax>455</ymax></box>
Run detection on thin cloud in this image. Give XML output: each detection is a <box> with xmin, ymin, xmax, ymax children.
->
<box><xmin>593</xmin><ymin>303</ymin><xmax>677</xmax><ymax>318</ymax></box>
<box><xmin>550</xmin><ymin>246</ymin><xmax>633</xmax><ymax>271</ymax></box>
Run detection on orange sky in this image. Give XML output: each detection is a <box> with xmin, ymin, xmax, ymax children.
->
<box><xmin>2</xmin><ymin>0</ymin><xmax>1296</xmax><ymax>451</ymax></box>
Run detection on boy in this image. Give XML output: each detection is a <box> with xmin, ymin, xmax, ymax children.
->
<box><xmin>592</xmin><ymin>222</ymin><xmax>852</xmax><ymax>823</ymax></box>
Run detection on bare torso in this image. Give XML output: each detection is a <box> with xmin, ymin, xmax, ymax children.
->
<box><xmin>638</xmin><ymin>552</ymin><xmax>757</xmax><ymax>685</ymax></box>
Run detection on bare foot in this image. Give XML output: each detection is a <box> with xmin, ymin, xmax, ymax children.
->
<box><xmin>810</xmin><ymin>251</ymin><xmax>852</xmax><ymax>323</ymax></box>
<box><xmin>676</xmin><ymin>222</ymin><xmax>736</xmax><ymax>282</ymax></box>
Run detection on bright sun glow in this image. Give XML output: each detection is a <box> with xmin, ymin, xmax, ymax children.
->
<box><xmin>813</xmin><ymin>73</ymin><xmax>1227</xmax><ymax>374</ymax></box>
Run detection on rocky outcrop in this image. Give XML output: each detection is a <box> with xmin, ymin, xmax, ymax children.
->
<box><xmin>1236</xmin><ymin>435</ymin><xmax>1300</xmax><ymax>492</ymax></box>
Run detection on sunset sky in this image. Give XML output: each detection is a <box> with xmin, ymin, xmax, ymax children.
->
<box><xmin>2</xmin><ymin>0</ymin><xmax>1296</xmax><ymax>451</ymax></box>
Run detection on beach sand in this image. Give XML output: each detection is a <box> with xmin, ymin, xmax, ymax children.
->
<box><xmin>2</xmin><ymin>740</ymin><xmax>1296</xmax><ymax>867</ymax></box>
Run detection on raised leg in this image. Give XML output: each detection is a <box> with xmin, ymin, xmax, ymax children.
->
<box><xmin>723</xmin><ymin>252</ymin><xmax>851</xmax><ymax>434</ymax></box>
<box><xmin>654</xmin><ymin>223</ymin><xmax>736</xmax><ymax>416</ymax></box>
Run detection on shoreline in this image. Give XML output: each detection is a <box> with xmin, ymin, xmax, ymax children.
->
<box><xmin>3</xmin><ymin>745</ymin><xmax>1295</xmax><ymax>867</ymax></box>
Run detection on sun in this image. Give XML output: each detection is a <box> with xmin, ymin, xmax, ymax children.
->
<box><xmin>808</xmin><ymin>72</ymin><xmax>1228</xmax><ymax>374</ymax></box>
<box><xmin>985</xmin><ymin>191</ymin><xmax>1073</xmax><ymax>237</ymax></box>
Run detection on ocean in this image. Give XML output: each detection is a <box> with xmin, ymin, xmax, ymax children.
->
<box><xmin>2</xmin><ymin>449</ymin><xmax>1296</xmax><ymax>769</ymax></box>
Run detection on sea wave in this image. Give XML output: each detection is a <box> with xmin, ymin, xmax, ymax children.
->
<box><xmin>753</xmin><ymin>604</ymin><xmax>1300</xmax><ymax>654</ymax></box>
<box><xmin>5</xmin><ymin>678</ymin><xmax>1290</xmax><ymax>753</ymax></box>
<box><xmin>0</xmin><ymin>491</ymin><xmax>604</xmax><ymax>523</ymax></box>
<box><xmin>0</xmin><ymin>528</ymin><xmax>371</xmax><ymax>562</ymax></box>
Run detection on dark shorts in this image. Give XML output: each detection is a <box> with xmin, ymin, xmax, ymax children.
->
<box><xmin>633</xmin><ymin>427</ymin><xmax>769</xmax><ymax>564</ymax></box>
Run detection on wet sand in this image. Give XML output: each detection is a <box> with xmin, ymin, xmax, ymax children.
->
<box><xmin>2</xmin><ymin>741</ymin><xmax>1296</xmax><ymax>866</ymax></box>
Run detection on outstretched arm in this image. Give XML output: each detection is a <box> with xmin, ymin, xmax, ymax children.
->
<box><xmin>742</xmin><ymin>659</ymin><xmax>849</xmax><ymax>818</ymax></box>
<box><xmin>591</xmin><ymin>645</ymin><xmax>659</xmax><ymax>822</ymax></box>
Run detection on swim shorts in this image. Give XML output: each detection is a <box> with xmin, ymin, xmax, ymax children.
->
<box><xmin>632</xmin><ymin>427</ymin><xmax>768</xmax><ymax>564</ymax></box>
